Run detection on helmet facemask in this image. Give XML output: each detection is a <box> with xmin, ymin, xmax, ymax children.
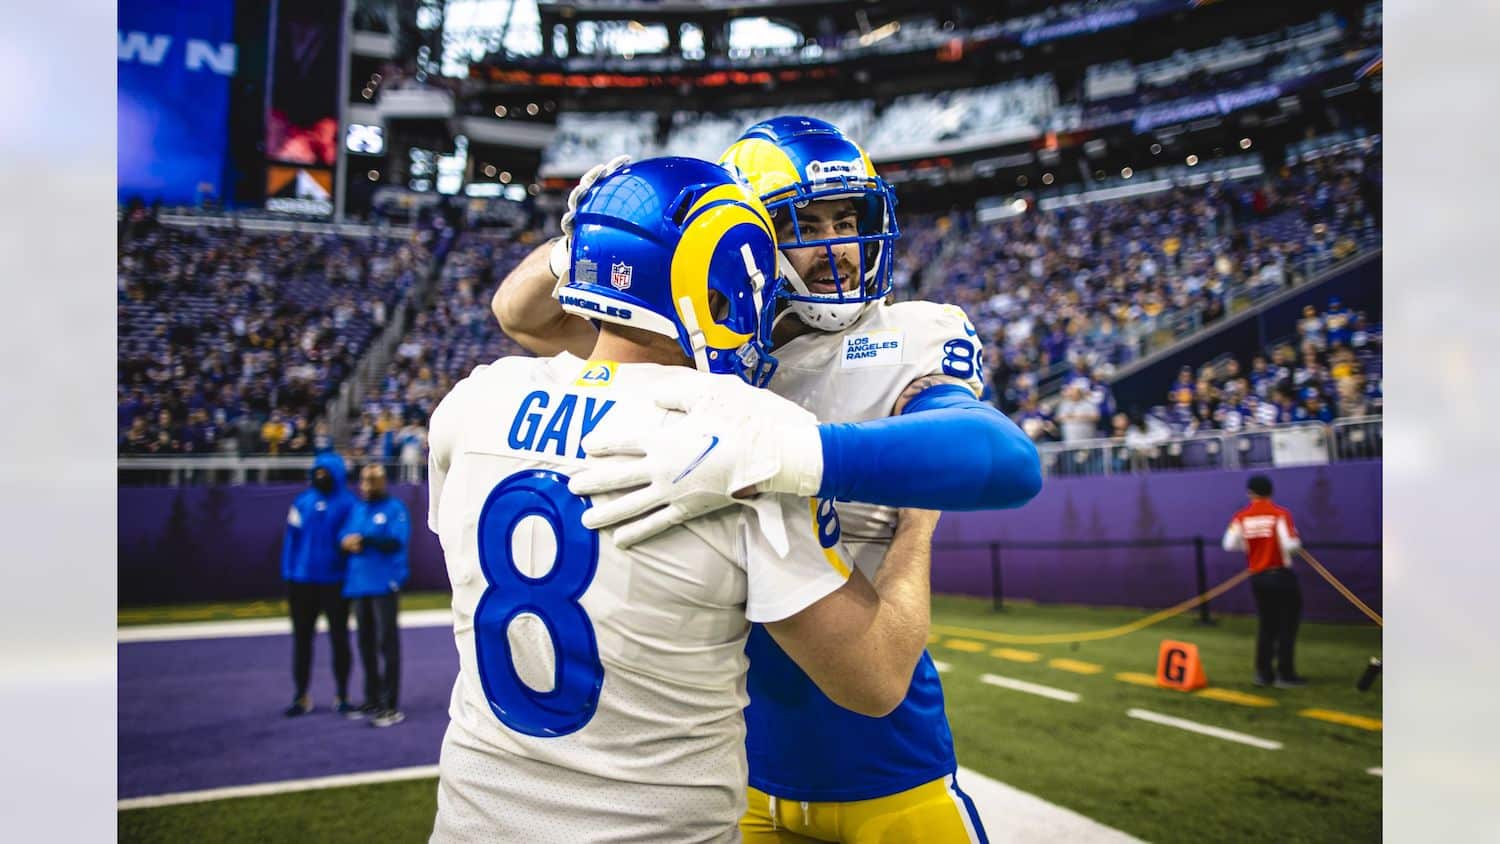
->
<box><xmin>766</xmin><ymin>174</ymin><xmax>899</xmax><ymax>333</ymax></box>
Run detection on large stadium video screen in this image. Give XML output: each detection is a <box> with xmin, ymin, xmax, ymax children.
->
<box><xmin>265</xmin><ymin>0</ymin><xmax>343</xmax><ymax>168</ymax></box>
<box><xmin>117</xmin><ymin>0</ymin><xmax>238</xmax><ymax>205</ymax></box>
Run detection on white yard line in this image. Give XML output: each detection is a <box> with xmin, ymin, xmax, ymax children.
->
<box><xmin>956</xmin><ymin>766</ymin><xmax>1146</xmax><ymax>844</ymax></box>
<box><xmin>980</xmin><ymin>673</ymin><xmax>1081</xmax><ymax>703</ymax></box>
<box><xmin>118</xmin><ymin>608</ymin><xmax>454</xmax><ymax>643</ymax></box>
<box><xmin>120</xmin><ymin>761</ymin><xmax>1142</xmax><ymax>843</ymax></box>
<box><xmin>118</xmin><ymin>765</ymin><xmax>441</xmax><ymax>810</ymax></box>
<box><xmin>933</xmin><ymin>660</ymin><xmax>952</xmax><ymax>673</ymax></box>
<box><xmin>1366</xmin><ymin>767</ymin><xmax>1382</xmax><ymax>777</ymax></box>
<box><xmin>1126</xmin><ymin>708</ymin><xmax>1282</xmax><ymax>750</ymax></box>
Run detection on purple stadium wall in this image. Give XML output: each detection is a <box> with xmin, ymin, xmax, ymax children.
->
<box><xmin>929</xmin><ymin>462</ymin><xmax>1381</xmax><ymax>621</ymax></box>
<box><xmin>119</xmin><ymin>463</ymin><xmax>1381</xmax><ymax>621</ymax></box>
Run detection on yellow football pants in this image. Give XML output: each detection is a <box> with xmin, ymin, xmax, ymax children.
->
<box><xmin>740</xmin><ymin>775</ymin><xmax>986</xmax><ymax>843</ymax></box>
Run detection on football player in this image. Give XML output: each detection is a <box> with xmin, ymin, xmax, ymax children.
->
<box><xmin>492</xmin><ymin>119</ymin><xmax>1040</xmax><ymax>842</ymax></box>
<box><xmin>428</xmin><ymin>157</ymin><xmax>943</xmax><ymax>843</ymax></box>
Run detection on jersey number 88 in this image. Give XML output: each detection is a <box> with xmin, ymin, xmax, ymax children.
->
<box><xmin>474</xmin><ymin>470</ymin><xmax>603</xmax><ymax>738</ymax></box>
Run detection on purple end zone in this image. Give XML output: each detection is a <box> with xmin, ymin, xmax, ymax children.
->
<box><xmin>119</xmin><ymin>626</ymin><xmax>458</xmax><ymax>800</ymax></box>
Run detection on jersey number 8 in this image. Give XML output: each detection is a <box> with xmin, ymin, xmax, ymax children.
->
<box><xmin>941</xmin><ymin>338</ymin><xmax>980</xmax><ymax>381</ymax></box>
<box><xmin>474</xmin><ymin>470</ymin><xmax>603</xmax><ymax>738</ymax></box>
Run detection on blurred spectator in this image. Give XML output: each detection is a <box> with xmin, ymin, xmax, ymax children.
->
<box><xmin>1055</xmin><ymin>383</ymin><xmax>1101</xmax><ymax>442</ymax></box>
<box><xmin>1013</xmin><ymin>395</ymin><xmax>1058</xmax><ymax>444</ymax></box>
<box><xmin>396</xmin><ymin>420</ymin><xmax>427</xmax><ymax>483</ymax></box>
<box><xmin>1301</xmin><ymin>389</ymin><xmax>1335</xmax><ymax>424</ymax></box>
<box><xmin>261</xmin><ymin>412</ymin><xmax>291</xmax><ymax>455</ymax></box>
<box><xmin>339</xmin><ymin>464</ymin><xmax>410</xmax><ymax>728</ymax></box>
<box><xmin>280</xmin><ymin>453</ymin><xmax>357</xmax><ymax>717</ymax></box>
<box><xmin>1123</xmin><ymin>411</ymin><xmax>1172</xmax><ymax>472</ymax></box>
<box><xmin>1296</xmin><ymin>305</ymin><xmax>1325</xmax><ymax>351</ymax></box>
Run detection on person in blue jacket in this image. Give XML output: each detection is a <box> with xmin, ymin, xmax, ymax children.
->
<box><xmin>338</xmin><ymin>463</ymin><xmax>410</xmax><ymax>728</ymax></box>
<box><xmin>280</xmin><ymin>451</ymin><xmax>358</xmax><ymax>717</ymax></box>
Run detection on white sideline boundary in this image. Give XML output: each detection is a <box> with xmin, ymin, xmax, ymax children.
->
<box><xmin>1127</xmin><ymin>708</ymin><xmax>1283</xmax><ymax>750</ymax></box>
<box><xmin>118</xmin><ymin>608</ymin><xmax>455</xmax><ymax>643</ymax></box>
<box><xmin>118</xmin><ymin>763</ymin><xmax>1143</xmax><ymax>841</ymax></box>
<box><xmin>118</xmin><ymin>765</ymin><xmax>441</xmax><ymax>810</ymax></box>
<box><xmin>981</xmin><ymin>672</ymin><xmax>1081</xmax><ymax>703</ymax></box>
<box><xmin>956</xmin><ymin>766</ymin><xmax>1146</xmax><ymax>844</ymax></box>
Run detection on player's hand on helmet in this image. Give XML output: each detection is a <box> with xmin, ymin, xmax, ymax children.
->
<box><xmin>549</xmin><ymin>154</ymin><xmax>633</xmax><ymax>280</ymax></box>
<box><xmin>568</xmin><ymin>382</ymin><xmax>824</xmax><ymax>549</ymax></box>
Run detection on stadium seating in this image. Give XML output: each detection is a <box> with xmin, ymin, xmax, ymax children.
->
<box><xmin>540</xmin><ymin>76</ymin><xmax>1054</xmax><ymax>174</ymax></box>
<box><xmin>543</xmin><ymin>111</ymin><xmax>658</xmax><ymax>177</ymax></box>
<box><xmin>350</xmin><ymin>233</ymin><xmax>534</xmax><ymax>463</ymax></box>
<box><xmin>117</xmin><ymin>222</ymin><xmax>428</xmax><ymax>455</ymax></box>
<box><xmin>904</xmin><ymin>140</ymin><xmax>1381</xmax><ymax>408</ymax></box>
<box><xmin>1082</xmin><ymin>12</ymin><xmax>1354</xmax><ymax>104</ymax></box>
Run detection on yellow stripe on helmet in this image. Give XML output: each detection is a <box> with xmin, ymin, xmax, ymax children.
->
<box><xmin>669</xmin><ymin>190</ymin><xmax>775</xmax><ymax>352</ymax></box>
<box><xmin>855</xmin><ymin>142</ymin><xmax>879</xmax><ymax>180</ymax></box>
<box><xmin>719</xmin><ymin>137</ymin><xmax>804</xmax><ymax>204</ymax></box>
<box><xmin>685</xmin><ymin>183</ymin><xmax>776</xmax><ymax>239</ymax></box>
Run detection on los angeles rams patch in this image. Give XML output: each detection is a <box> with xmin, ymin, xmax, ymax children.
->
<box><xmin>841</xmin><ymin>330</ymin><xmax>904</xmax><ymax>368</ymax></box>
<box><xmin>575</xmin><ymin>360</ymin><xmax>616</xmax><ymax>387</ymax></box>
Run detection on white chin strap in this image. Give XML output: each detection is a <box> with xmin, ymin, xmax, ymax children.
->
<box><xmin>777</xmin><ymin>252</ymin><xmax>869</xmax><ymax>333</ymax></box>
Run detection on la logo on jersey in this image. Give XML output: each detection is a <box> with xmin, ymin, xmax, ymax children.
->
<box><xmin>610</xmin><ymin>262</ymin><xmax>633</xmax><ymax>291</ymax></box>
<box><xmin>841</xmin><ymin>329</ymin><xmax>904</xmax><ymax>368</ymax></box>
<box><xmin>574</xmin><ymin>360</ymin><xmax>616</xmax><ymax>387</ymax></box>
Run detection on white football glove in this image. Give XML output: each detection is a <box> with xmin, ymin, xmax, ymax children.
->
<box><xmin>568</xmin><ymin>382</ymin><xmax>825</xmax><ymax>550</ymax></box>
<box><xmin>549</xmin><ymin>154</ymin><xmax>632</xmax><ymax>280</ymax></box>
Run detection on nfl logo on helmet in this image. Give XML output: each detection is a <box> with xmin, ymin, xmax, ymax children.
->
<box><xmin>610</xmin><ymin>261</ymin><xmax>633</xmax><ymax>291</ymax></box>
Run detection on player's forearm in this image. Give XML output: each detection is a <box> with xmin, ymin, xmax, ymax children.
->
<box><xmin>491</xmin><ymin>239</ymin><xmax>597</xmax><ymax>357</ymax></box>
<box><xmin>863</xmin><ymin>508</ymin><xmax>939</xmax><ymax>705</ymax></box>
<box><xmin>765</xmin><ymin>510</ymin><xmax>937</xmax><ymax>718</ymax></box>
<box><xmin>815</xmin><ymin>386</ymin><xmax>1043</xmax><ymax>511</ymax></box>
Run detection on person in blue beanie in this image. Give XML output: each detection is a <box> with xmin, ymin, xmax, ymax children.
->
<box><xmin>339</xmin><ymin>463</ymin><xmax>410</xmax><ymax>727</ymax></box>
<box><xmin>280</xmin><ymin>451</ymin><xmax>358</xmax><ymax>717</ymax></box>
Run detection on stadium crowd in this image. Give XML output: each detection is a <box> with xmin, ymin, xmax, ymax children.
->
<box><xmin>910</xmin><ymin>141</ymin><xmax>1381</xmax><ymax>412</ymax></box>
<box><xmin>118</xmin><ymin>138</ymin><xmax>1379</xmax><ymax>464</ymax></box>
<box><xmin>1012</xmin><ymin>298</ymin><xmax>1383</xmax><ymax>448</ymax></box>
<box><xmin>118</xmin><ymin>218</ymin><xmax>430</xmax><ymax>455</ymax></box>
<box><xmin>348</xmin><ymin>235</ymin><xmax>535</xmax><ymax>470</ymax></box>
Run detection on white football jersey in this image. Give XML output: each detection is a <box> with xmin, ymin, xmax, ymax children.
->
<box><xmin>770</xmin><ymin>300</ymin><xmax>985</xmax><ymax>575</ymax></box>
<box><xmin>427</xmin><ymin>352</ymin><xmax>853</xmax><ymax>844</ymax></box>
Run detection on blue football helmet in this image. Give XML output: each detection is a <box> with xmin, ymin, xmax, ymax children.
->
<box><xmin>556</xmin><ymin>156</ymin><xmax>780</xmax><ymax>387</ymax></box>
<box><xmin>720</xmin><ymin>116</ymin><xmax>900</xmax><ymax>332</ymax></box>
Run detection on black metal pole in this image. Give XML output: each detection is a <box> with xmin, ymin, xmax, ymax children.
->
<box><xmin>1194</xmin><ymin>536</ymin><xmax>1215</xmax><ymax>625</ymax></box>
<box><xmin>990</xmin><ymin>543</ymin><xmax>1004</xmax><ymax>612</ymax></box>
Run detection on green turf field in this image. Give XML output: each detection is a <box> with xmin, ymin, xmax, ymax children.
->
<box><xmin>119</xmin><ymin>594</ymin><xmax>1381</xmax><ymax>843</ymax></box>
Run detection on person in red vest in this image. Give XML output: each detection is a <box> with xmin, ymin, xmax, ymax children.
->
<box><xmin>1222</xmin><ymin>475</ymin><xmax>1309</xmax><ymax>687</ymax></box>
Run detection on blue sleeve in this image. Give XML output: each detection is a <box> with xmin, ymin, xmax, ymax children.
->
<box><xmin>391</xmin><ymin>504</ymin><xmax>410</xmax><ymax>587</ymax></box>
<box><xmin>816</xmin><ymin>384</ymin><xmax>1043</xmax><ymax>511</ymax></box>
<box><xmin>337</xmin><ymin>504</ymin><xmax>360</xmax><ymax>543</ymax></box>
<box><xmin>282</xmin><ymin>521</ymin><xmax>297</xmax><ymax>581</ymax></box>
<box><xmin>281</xmin><ymin>511</ymin><xmax>298</xmax><ymax>581</ymax></box>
